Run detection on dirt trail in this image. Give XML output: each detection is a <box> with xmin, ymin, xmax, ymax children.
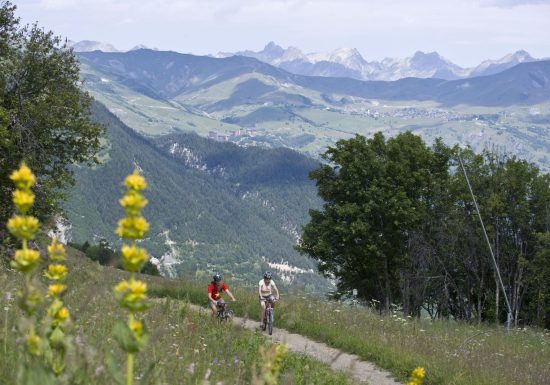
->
<box><xmin>189</xmin><ymin>304</ymin><xmax>402</xmax><ymax>385</ymax></box>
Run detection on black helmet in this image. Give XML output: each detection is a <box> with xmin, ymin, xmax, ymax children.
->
<box><xmin>263</xmin><ymin>271</ymin><xmax>272</xmax><ymax>279</ymax></box>
<box><xmin>213</xmin><ymin>273</ymin><xmax>222</xmax><ymax>282</ymax></box>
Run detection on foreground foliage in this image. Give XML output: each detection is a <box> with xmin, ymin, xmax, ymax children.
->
<box><xmin>0</xmin><ymin>254</ymin><xmax>358</xmax><ymax>385</ymax></box>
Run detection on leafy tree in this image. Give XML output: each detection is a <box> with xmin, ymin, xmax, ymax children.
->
<box><xmin>0</xmin><ymin>1</ymin><xmax>102</xmax><ymax>235</ymax></box>
<box><xmin>528</xmin><ymin>232</ymin><xmax>550</xmax><ymax>328</ymax></box>
<box><xmin>297</xmin><ymin>132</ymin><xmax>450</xmax><ymax>313</ymax></box>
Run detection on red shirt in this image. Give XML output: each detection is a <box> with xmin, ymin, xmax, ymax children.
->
<box><xmin>208</xmin><ymin>282</ymin><xmax>228</xmax><ymax>300</ymax></box>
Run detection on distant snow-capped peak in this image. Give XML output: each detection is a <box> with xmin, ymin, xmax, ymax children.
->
<box><xmin>130</xmin><ymin>44</ymin><xmax>158</xmax><ymax>51</ymax></box>
<box><xmin>307</xmin><ymin>47</ymin><xmax>368</xmax><ymax>69</ymax></box>
<box><xmin>70</xmin><ymin>40</ymin><xmax>119</xmax><ymax>52</ymax></box>
<box><xmin>70</xmin><ymin>40</ymin><xmax>158</xmax><ymax>53</ymax></box>
<box><xmin>468</xmin><ymin>50</ymin><xmax>538</xmax><ymax>78</ymax></box>
<box><xmin>472</xmin><ymin>50</ymin><xmax>535</xmax><ymax>74</ymax></box>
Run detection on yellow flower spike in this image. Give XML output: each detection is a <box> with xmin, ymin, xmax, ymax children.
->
<box><xmin>119</xmin><ymin>191</ymin><xmax>148</xmax><ymax>216</ymax></box>
<box><xmin>9</xmin><ymin>162</ymin><xmax>36</xmax><ymax>190</ymax></box>
<box><xmin>121</xmin><ymin>244</ymin><xmax>149</xmax><ymax>272</ymax></box>
<box><xmin>10</xmin><ymin>248</ymin><xmax>41</xmax><ymax>272</ymax></box>
<box><xmin>44</xmin><ymin>264</ymin><xmax>68</xmax><ymax>281</ymax></box>
<box><xmin>48</xmin><ymin>284</ymin><xmax>67</xmax><ymax>297</ymax></box>
<box><xmin>12</xmin><ymin>190</ymin><xmax>35</xmax><ymax>213</ymax></box>
<box><xmin>7</xmin><ymin>215</ymin><xmax>40</xmax><ymax>240</ymax></box>
<box><xmin>26</xmin><ymin>334</ymin><xmax>42</xmax><ymax>356</ymax></box>
<box><xmin>116</xmin><ymin>216</ymin><xmax>149</xmax><ymax>240</ymax></box>
<box><xmin>47</xmin><ymin>239</ymin><xmax>66</xmax><ymax>261</ymax></box>
<box><xmin>124</xmin><ymin>170</ymin><xmax>147</xmax><ymax>191</ymax></box>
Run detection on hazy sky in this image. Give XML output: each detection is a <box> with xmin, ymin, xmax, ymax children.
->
<box><xmin>15</xmin><ymin>0</ymin><xmax>550</xmax><ymax>67</ymax></box>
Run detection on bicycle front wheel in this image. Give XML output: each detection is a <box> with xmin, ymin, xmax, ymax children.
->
<box><xmin>267</xmin><ymin>308</ymin><xmax>274</xmax><ymax>335</ymax></box>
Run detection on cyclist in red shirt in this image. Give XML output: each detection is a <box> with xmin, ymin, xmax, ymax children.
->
<box><xmin>208</xmin><ymin>273</ymin><xmax>236</xmax><ymax>317</ymax></box>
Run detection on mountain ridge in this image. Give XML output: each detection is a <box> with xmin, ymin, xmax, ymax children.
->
<box><xmin>218</xmin><ymin>41</ymin><xmax>540</xmax><ymax>81</ymax></box>
<box><xmin>78</xmin><ymin>49</ymin><xmax>550</xmax><ymax>107</ymax></box>
<box><xmin>70</xmin><ymin>39</ymin><xmax>542</xmax><ymax>81</ymax></box>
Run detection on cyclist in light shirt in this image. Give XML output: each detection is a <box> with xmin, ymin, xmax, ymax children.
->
<box><xmin>258</xmin><ymin>271</ymin><xmax>279</xmax><ymax>329</ymax></box>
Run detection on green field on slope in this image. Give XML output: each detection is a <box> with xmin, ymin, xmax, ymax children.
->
<box><xmin>0</xmin><ymin>245</ymin><xmax>357</xmax><ymax>385</ymax></box>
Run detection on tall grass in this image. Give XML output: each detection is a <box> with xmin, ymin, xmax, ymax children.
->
<box><xmin>0</xmin><ymin>249</ymin><xmax>358</xmax><ymax>385</ymax></box>
<box><xmin>149</xmin><ymin>277</ymin><xmax>550</xmax><ymax>385</ymax></box>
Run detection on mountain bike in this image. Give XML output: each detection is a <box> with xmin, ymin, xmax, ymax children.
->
<box><xmin>261</xmin><ymin>297</ymin><xmax>277</xmax><ymax>335</ymax></box>
<box><xmin>216</xmin><ymin>301</ymin><xmax>234</xmax><ymax>322</ymax></box>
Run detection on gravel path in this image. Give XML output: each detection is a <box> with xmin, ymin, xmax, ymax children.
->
<box><xmin>188</xmin><ymin>303</ymin><xmax>402</xmax><ymax>385</ymax></box>
<box><xmin>232</xmin><ymin>315</ymin><xmax>402</xmax><ymax>385</ymax></box>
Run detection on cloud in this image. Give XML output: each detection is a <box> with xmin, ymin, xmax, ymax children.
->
<box><xmin>479</xmin><ymin>0</ymin><xmax>550</xmax><ymax>7</ymax></box>
<box><xmin>16</xmin><ymin>0</ymin><xmax>550</xmax><ymax>66</ymax></box>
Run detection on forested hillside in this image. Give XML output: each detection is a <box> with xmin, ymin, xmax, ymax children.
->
<box><xmin>65</xmin><ymin>102</ymin><xmax>325</xmax><ymax>289</ymax></box>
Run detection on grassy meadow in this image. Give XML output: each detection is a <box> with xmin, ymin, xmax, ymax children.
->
<box><xmin>0</xmin><ymin>247</ymin><xmax>357</xmax><ymax>385</ymax></box>
<box><xmin>150</xmin><ymin>277</ymin><xmax>550</xmax><ymax>385</ymax></box>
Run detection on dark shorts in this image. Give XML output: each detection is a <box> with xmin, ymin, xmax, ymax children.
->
<box><xmin>259</xmin><ymin>295</ymin><xmax>274</xmax><ymax>303</ymax></box>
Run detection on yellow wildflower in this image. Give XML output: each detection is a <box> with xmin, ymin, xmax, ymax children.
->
<box><xmin>114</xmin><ymin>280</ymin><xmax>148</xmax><ymax>311</ymax></box>
<box><xmin>44</xmin><ymin>264</ymin><xmax>68</xmax><ymax>281</ymax></box>
<box><xmin>11</xmin><ymin>248</ymin><xmax>41</xmax><ymax>272</ymax></box>
<box><xmin>412</xmin><ymin>367</ymin><xmax>425</xmax><ymax>380</ymax></box>
<box><xmin>7</xmin><ymin>215</ymin><xmax>39</xmax><ymax>240</ymax></box>
<box><xmin>10</xmin><ymin>162</ymin><xmax>36</xmax><ymax>190</ymax></box>
<box><xmin>26</xmin><ymin>334</ymin><xmax>42</xmax><ymax>356</ymax></box>
<box><xmin>55</xmin><ymin>307</ymin><xmax>70</xmax><ymax>322</ymax></box>
<box><xmin>48</xmin><ymin>284</ymin><xmax>67</xmax><ymax>297</ymax></box>
<box><xmin>12</xmin><ymin>190</ymin><xmax>35</xmax><ymax>213</ymax></box>
<box><xmin>129</xmin><ymin>319</ymin><xmax>144</xmax><ymax>336</ymax></box>
<box><xmin>114</xmin><ymin>280</ymin><xmax>131</xmax><ymax>293</ymax></box>
<box><xmin>114</xmin><ymin>280</ymin><xmax>147</xmax><ymax>297</ymax></box>
<box><xmin>116</xmin><ymin>216</ymin><xmax>149</xmax><ymax>240</ymax></box>
<box><xmin>124</xmin><ymin>170</ymin><xmax>147</xmax><ymax>191</ymax></box>
<box><xmin>121</xmin><ymin>244</ymin><xmax>149</xmax><ymax>272</ymax></box>
<box><xmin>407</xmin><ymin>367</ymin><xmax>426</xmax><ymax>385</ymax></box>
<box><xmin>119</xmin><ymin>191</ymin><xmax>148</xmax><ymax>216</ymax></box>
<box><xmin>47</xmin><ymin>239</ymin><xmax>66</xmax><ymax>261</ymax></box>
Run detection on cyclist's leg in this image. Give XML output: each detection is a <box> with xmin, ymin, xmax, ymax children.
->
<box><xmin>259</xmin><ymin>298</ymin><xmax>266</xmax><ymax>327</ymax></box>
<box><xmin>209</xmin><ymin>299</ymin><xmax>218</xmax><ymax>318</ymax></box>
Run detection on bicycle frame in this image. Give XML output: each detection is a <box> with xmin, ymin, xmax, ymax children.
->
<box><xmin>216</xmin><ymin>302</ymin><xmax>233</xmax><ymax>322</ymax></box>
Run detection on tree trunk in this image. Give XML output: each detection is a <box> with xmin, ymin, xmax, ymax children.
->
<box><xmin>477</xmin><ymin>271</ymin><xmax>484</xmax><ymax>324</ymax></box>
<box><xmin>383</xmin><ymin>255</ymin><xmax>391</xmax><ymax>314</ymax></box>
<box><xmin>495</xmin><ymin>275</ymin><xmax>500</xmax><ymax>324</ymax></box>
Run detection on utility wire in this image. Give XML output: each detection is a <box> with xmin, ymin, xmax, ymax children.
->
<box><xmin>457</xmin><ymin>150</ymin><xmax>513</xmax><ymax>330</ymax></box>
